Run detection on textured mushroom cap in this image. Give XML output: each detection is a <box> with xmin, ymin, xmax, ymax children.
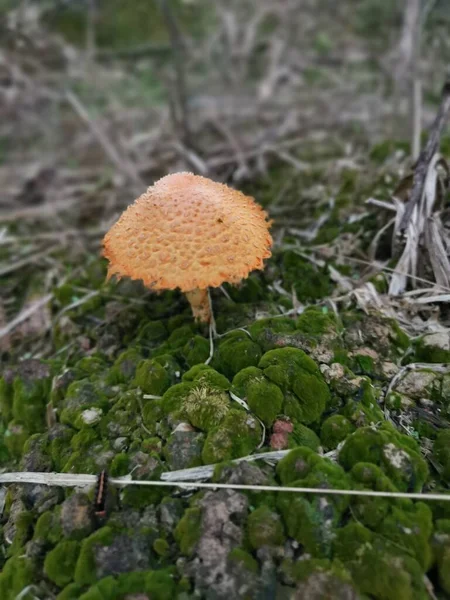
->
<box><xmin>103</xmin><ymin>172</ymin><xmax>273</xmax><ymax>292</ymax></box>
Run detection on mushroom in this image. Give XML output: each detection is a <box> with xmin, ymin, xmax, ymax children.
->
<box><xmin>102</xmin><ymin>172</ymin><xmax>273</xmax><ymax>322</ymax></box>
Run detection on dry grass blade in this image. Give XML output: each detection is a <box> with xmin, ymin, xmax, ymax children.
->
<box><xmin>389</xmin><ymin>152</ymin><xmax>449</xmax><ymax>295</ymax></box>
<box><xmin>0</xmin><ymin>294</ymin><xmax>52</xmax><ymax>341</ymax></box>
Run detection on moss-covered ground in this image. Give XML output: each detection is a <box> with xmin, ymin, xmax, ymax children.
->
<box><xmin>1</xmin><ymin>235</ymin><xmax>450</xmax><ymax>598</ymax></box>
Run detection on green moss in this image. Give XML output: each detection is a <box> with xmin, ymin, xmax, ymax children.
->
<box><xmin>167</xmin><ymin>324</ymin><xmax>195</xmax><ymax>349</ymax></box>
<box><xmin>44</xmin><ymin>540</ymin><xmax>81</xmax><ymax>587</ymax></box>
<box><xmin>183</xmin><ymin>385</ymin><xmax>231</xmax><ymax>431</ymax></box>
<box><xmin>213</xmin><ymin>331</ymin><xmax>262</xmax><ymax>379</ymax></box>
<box><xmin>248</xmin><ymin>317</ymin><xmax>296</xmax><ymax>352</ymax></box>
<box><xmin>245</xmin><ymin>377</ymin><xmax>283</xmax><ymax>427</ymax></box>
<box><xmin>109</xmin><ymin>452</ymin><xmax>130</xmax><ymax>476</ymax></box>
<box><xmin>133</xmin><ymin>358</ymin><xmax>171</xmax><ymax>396</ymax></box>
<box><xmin>353</xmin><ymin>353</ymin><xmax>375</xmax><ymax>374</ymax></box>
<box><xmin>414</xmin><ymin>335</ymin><xmax>450</xmax><ymax>363</ymax></box>
<box><xmin>228</xmin><ymin>548</ymin><xmax>259</xmax><ymax>574</ymax></box>
<box><xmin>137</xmin><ymin>320</ymin><xmax>168</xmax><ymax>346</ymax></box>
<box><xmin>59</xmin><ymin>379</ymin><xmax>108</xmax><ymax>429</ymax></box>
<box><xmin>338</xmin><ymin>425</ymin><xmax>429</xmax><ymax>492</ymax></box>
<box><xmin>223</xmin><ymin>274</ymin><xmax>265</xmax><ymax>303</ymax></box>
<box><xmin>340</xmin><ymin>378</ymin><xmax>384</xmax><ymax>427</ymax></box>
<box><xmin>8</xmin><ymin>510</ymin><xmax>33</xmax><ymax>555</ymax></box>
<box><xmin>174</xmin><ymin>507</ymin><xmax>202</xmax><ymax>556</ymax></box>
<box><xmin>281</xmin><ymin>557</ymin><xmax>349</xmax><ymax>585</ymax></box>
<box><xmin>12</xmin><ymin>367</ymin><xmax>51</xmax><ymax>432</ymax></box>
<box><xmin>288</xmin><ymin>423</ymin><xmax>321</xmax><ymax>451</ymax></box>
<box><xmin>34</xmin><ymin>509</ymin><xmax>62</xmax><ymax>545</ymax></box>
<box><xmin>276</xmin><ymin>448</ymin><xmax>350</xmax><ymax>557</ymax></box>
<box><xmin>277</xmin><ymin>446</ymin><xmax>320</xmax><ymax>485</ymax></box>
<box><xmin>388</xmin><ymin>319</ymin><xmax>410</xmax><ymax>351</ymax></box>
<box><xmin>107</xmin><ymin>349</ymin><xmax>143</xmax><ymax>384</ymax></box>
<box><xmin>183</xmin><ymin>364</ymin><xmax>230</xmax><ymax>390</ymax></box>
<box><xmin>153</xmin><ymin>538</ymin><xmax>170</xmax><ymax>557</ymax></box>
<box><xmin>74</xmin><ymin>527</ymin><xmax>115</xmax><ymax>585</ymax></box>
<box><xmin>282</xmin><ymin>251</ymin><xmax>332</xmax><ymax>301</ymax></box>
<box><xmin>247</xmin><ymin>506</ymin><xmax>285</xmax><ymax>549</ymax></box>
<box><xmin>202</xmin><ymin>409</ymin><xmax>262</xmax><ymax>464</ymax></box>
<box><xmin>0</xmin><ymin>376</ymin><xmax>14</xmax><ymax>423</ymax></box>
<box><xmin>182</xmin><ymin>335</ymin><xmax>210</xmax><ymax>366</ymax></box>
<box><xmin>320</xmin><ymin>415</ymin><xmax>355</xmax><ymax>450</ymax></box>
<box><xmin>333</xmin><ymin>521</ymin><xmax>373</xmax><ymax>562</ymax></box>
<box><xmin>161</xmin><ymin>382</ymin><xmax>193</xmax><ymax>415</ymax></box>
<box><xmin>0</xmin><ymin>556</ymin><xmax>37</xmax><ymax>600</ymax></box>
<box><xmin>376</xmin><ymin>502</ymin><xmax>433</xmax><ymax>570</ymax></box>
<box><xmin>259</xmin><ymin>348</ymin><xmax>330</xmax><ymax>424</ymax></box>
<box><xmin>433</xmin><ymin>429</ymin><xmax>450</xmax><ymax>480</ymax></box>
<box><xmin>74</xmin><ymin>357</ymin><xmax>105</xmax><ymax>378</ymax></box>
<box><xmin>144</xmin><ymin>569</ymin><xmax>177</xmax><ymax>600</ymax></box>
<box><xmin>78</xmin><ymin>576</ymin><xmax>117</xmax><ymax>600</ymax></box>
<box><xmin>349</xmin><ymin>463</ymin><xmax>398</xmax><ymax>528</ymax></box>
<box><xmin>4</xmin><ymin>421</ymin><xmax>30</xmax><ymax>458</ymax></box>
<box><xmin>231</xmin><ymin>366</ymin><xmax>263</xmax><ymax>396</ymax></box>
<box><xmin>347</xmin><ymin>541</ymin><xmax>427</xmax><ymax>600</ymax></box>
<box><xmin>296</xmin><ymin>306</ymin><xmax>339</xmax><ymax>336</ymax></box>
<box><xmin>141</xmin><ymin>398</ymin><xmax>164</xmax><ymax>434</ymax></box>
<box><xmin>56</xmin><ymin>583</ymin><xmax>85</xmax><ymax>600</ymax></box>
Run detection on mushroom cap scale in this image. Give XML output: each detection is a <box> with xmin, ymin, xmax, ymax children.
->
<box><xmin>103</xmin><ymin>172</ymin><xmax>273</xmax><ymax>292</ymax></box>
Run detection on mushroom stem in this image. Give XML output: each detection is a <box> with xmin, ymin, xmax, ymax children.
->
<box><xmin>185</xmin><ymin>288</ymin><xmax>211</xmax><ymax>323</ymax></box>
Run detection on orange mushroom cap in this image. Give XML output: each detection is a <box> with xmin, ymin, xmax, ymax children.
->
<box><xmin>103</xmin><ymin>172</ymin><xmax>273</xmax><ymax>292</ymax></box>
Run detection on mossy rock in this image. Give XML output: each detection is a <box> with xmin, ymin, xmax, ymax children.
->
<box><xmin>276</xmin><ymin>448</ymin><xmax>350</xmax><ymax>556</ymax></box>
<box><xmin>320</xmin><ymin>414</ymin><xmax>355</xmax><ymax>450</ymax></box>
<box><xmin>174</xmin><ymin>506</ymin><xmax>202</xmax><ymax>557</ymax></box>
<box><xmin>132</xmin><ymin>357</ymin><xmax>175</xmax><ymax>396</ymax></box>
<box><xmin>161</xmin><ymin>382</ymin><xmax>194</xmax><ymax>416</ymax></box>
<box><xmin>10</xmin><ymin>361</ymin><xmax>52</xmax><ymax>433</ymax></box>
<box><xmin>247</xmin><ymin>505</ymin><xmax>285</xmax><ymax>549</ymax></box>
<box><xmin>4</xmin><ymin>421</ymin><xmax>30</xmax><ymax>459</ymax></box>
<box><xmin>288</xmin><ymin>423</ymin><xmax>321</xmax><ymax>451</ymax></box>
<box><xmin>182</xmin><ymin>335</ymin><xmax>210</xmax><ymax>367</ymax></box>
<box><xmin>248</xmin><ymin>317</ymin><xmax>297</xmax><ymax>352</ymax></box>
<box><xmin>107</xmin><ymin>348</ymin><xmax>143</xmax><ymax>385</ymax></box>
<box><xmin>0</xmin><ymin>556</ymin><xmax>37</xmax><ymax>600</ymax></box>
<box><xmin>345</xmin><ymin>539</ymin><xmax>427</xmax><ymax>600</ymax></box>
<box><xmin>44</xmin><ymin>540</ymin><xmax>81</xmax><ymax>587</ymax></box>
<box><xmin>202</xmin><ymin>409</ymin><xmax>262</xmax><ymax>464</ymax></box>
<box><xmin>59</xmin><ymin>379</ymin><xmax>108</xmax><ymax>429</ymax></box>
<box><xmin>414</xmin><ymin>333</ymin><xmax>450</xmax><ymax>364</ymax></box>
<box><xmin>349</xmin><ymin>462</ymin><xmax>399</xmax><ymax>528</ymax></box>
<box><xmin>339</xmin><ymin>424</ymin><xmax>428</xmax><ymax>492</ymax></box>
<box><xmin>74</xmin><ymin>527</ymin><xmax>115</xmax><ymax>586</ymax></box>
<box><xmin>232</xmin><ymin>368</ymin><xmax>283</xmax><ymax>427</ymax></box>
<box><xmin>137</xmin><ymin>320</ymin><xmax>168</xmax><ymax>346</ymax></box>
<box><xmin>182</xmin><ymin>364</ymin><xmax>230</xmax><ymax>390</ymax></box>
<box><xmin>259</xmin><ymin>348</ymin><xmax>330</xmax><ymax>424</ymax></box>
<box><xmin>182</xmin><ymin>385</ymin><xmax>231</xmax><ymax>431</ymax></box>
<box><xmin>227</xmin><ymin>547</ymin><xmax>259</xmax><ymax>574</ymax></box>
<box><xmin>213</xmin><ymin>331</ymin><xmax>262</xmax><ymax>379</ymax></box>
<box><xmin>296</xmin><ymin>306</ymin><xmax>340</xmax><ymax>336</ymax></box>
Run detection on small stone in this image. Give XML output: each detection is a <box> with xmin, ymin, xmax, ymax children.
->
<box><xmin>80</xmin><ymin>407</ymin><xmax>103</xmax><ymax>425</ymax></box>
<box><xmin>381</xmin><ymin>361</ymin><xmax>399</xmax><ymax>378</ymax></box>
<box><xmin>61</xmin><ymin>493</ymin><xmax>95</xmax><ymax>539</ymax></box>
<box><xmin>396</xmin><ymin>370</ymin><xmax>438</xmax><ymax>400</ymax></box>
<box><xmin>164</xmin><ymin>430</ymin><xmax>205</xmax><ymax>471</ymax></box>
<box><xmin>113</xmin><ymin>437</ymin><xmax>128</xmax><ymax>451</ymax></box>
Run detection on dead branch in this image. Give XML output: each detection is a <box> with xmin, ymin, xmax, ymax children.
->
<box><xmin>399</xmin><ymin>80</ymin><xmax>450</xmax><ymax>232</ymax></box>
